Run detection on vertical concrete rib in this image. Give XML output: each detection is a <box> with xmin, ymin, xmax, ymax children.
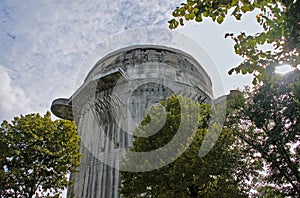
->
<box><xmin>51</xmin><ymin>45</ymin><xmax>213</xmax><ymax>197</ymax></box>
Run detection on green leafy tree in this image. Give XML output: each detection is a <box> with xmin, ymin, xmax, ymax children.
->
<box><xmin>254</xmin><ymin>186</ymin><xmax>285</xmax><ymax>198</ymax></box>
<box><xmin>120</xmin><ymin>95</ymin><xmax>256</xmax><ymax>197</ymax></box>
<box><xmin>0</xmin><ymin>112</ymin><xmax>81</xmax><ymax>198</ymax></box>
<box><xmin>227</xmin><ymin>71</ymin><xmax>300</xmax><ymax>196</ymax></box>
<box><xmin>169</xmin><ymin>0</ymin><xmax>300</xmax><ymax>84</ymax></box>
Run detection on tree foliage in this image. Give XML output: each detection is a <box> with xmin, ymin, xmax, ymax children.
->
<box><xmin>120</xmin><ymin>95</ymin><xmax>256</xmax><ymax>197</ymax></box>
<box><xmin>169</xmin><ymin>0</ymin><xmax>300</xmax><ymax>84</ymax></box>
<box><xmin>227</xmin><ymin>71</ymin><xmax>300</xmax><ymax>196</ymax></box>
<box><xmin>0</xmin><ymin>112</ymin><xmax>81</xmax><ymax>198</ymax></box>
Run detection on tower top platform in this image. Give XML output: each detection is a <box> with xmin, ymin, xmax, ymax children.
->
<box><xmin>51</xmin><ymin>45</ymin><xmax>213</xmax><ymax>120</ymax></box>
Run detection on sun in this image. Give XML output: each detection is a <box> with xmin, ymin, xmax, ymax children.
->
<box><xmin>275</xmin><ymin>64</ymin><xmax>295</xmax><ymax>75</ymax></box>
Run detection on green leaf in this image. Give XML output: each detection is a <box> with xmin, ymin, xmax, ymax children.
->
<box><xmin>235</xmin><ymin>14</ymin><xmax>241</xmax><ymax>20</ymax></box>
<box><xmin>231</xmin><ymin>0</ymin><xmax>239</xmax><ymax>6</ymax></box>
<box><xmin>248</xmin><ymin>67</ymin><xmax>254</xmax><ymax>74</ymax></box>
<box><xmin>179</xmin><ymin>18</ymin><xmax>184</xmax><ymax>26</ymax></box>
<box><xmin>195</xmin><ymin>15</ymin><xmax>202</xmax><ymax>22</ymax></box>
<box><xmin>259</xmin><ymin>53</ymin><xmax>266</xmax><ymax>58</ymax></box>
<box><xmin>241</xmin><ymin>6</ymin><xmax>250</xmax><ymax>13</ymax></box>
<box><xmin>256</xmin><ymin>74</ymin><xmax>263</xmax><ymax>81</ymax></box>
<box><xmin>241</xmin><ymin>67</ymin><xmax>248</xmax><ymax>74</ymax></box>
<box><xmin>173</xmin><ymin>11</ymin><xmax>180</xmax><ymax>17</ymax></box>
<box><xmin>212</xmin><ymin>14</ymin><xmax>216</xmax><ymax>21</ymax></box>
<box><xmin>228</xmin><ymin>68</ymin><xmax>235</xmax><ymax>75</ymax></box>
<box><xmin>189</xmin><ymin>13</ymin><xmax>195</xmax><ymax>19</ymax></box>
<box><xmin>184</xmin><ymin>13</ymin><xmax>190</xmax><ymax>20</ymax></box>
<box><xmin>235</xmin><ymin>67</ymin><xmax>241</xmax><ymax>74</ymax></box>
<box><xmin>217</xmin><ymin>16</ymin><xmax>224</xmax><ymax>24</ymax></box>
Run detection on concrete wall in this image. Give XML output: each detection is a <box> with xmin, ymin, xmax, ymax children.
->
<box><xmin>51</xmin><ymin>45</ymin><xmax>213</xmax><ymax>198</ymax></box>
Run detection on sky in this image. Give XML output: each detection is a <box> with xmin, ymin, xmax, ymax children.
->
<box><xmin>0</xmin><ymin>0</ymin><xmax>264</xmax><ymax>118</ymax></box>
<box><xmin>0</xmin><ymin>1</ymin><xmax>265</xmax><ymax>196</ymax></box>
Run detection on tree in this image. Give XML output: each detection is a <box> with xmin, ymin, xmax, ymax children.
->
<box><xmin>169</xmin><ymin>0</ymin><xmax>300</xmax><ymax>84</ymax></box>
<box><xmin>227</xmin><ymin>70</ymin><xmax>300</xmax><ymax>196</ymax></box>
<box><xmin>0</xmin><ymin>112</ymin><xmax>81</xmax><ymax>198</ymax></box>
<box><xmin>120</xmin><ymin>95</ymin><xmax>256</xmax><ymax>197</ymax></box>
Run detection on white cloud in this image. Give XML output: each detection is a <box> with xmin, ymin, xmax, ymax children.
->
<box><xmin>0</xmin><ymin>65</ymin><xmax>31</xmax><ymax>121</ymax></box>
<box><xmin>0</xmin><ymin>0</ymin><xmax>183</xmax><ymax>119</ymax></box>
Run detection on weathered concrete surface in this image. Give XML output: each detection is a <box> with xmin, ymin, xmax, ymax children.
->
<box><xmin>51</xmin><ymin>45</ymin><xmax>212</xmax><ymax>198</ymax></box>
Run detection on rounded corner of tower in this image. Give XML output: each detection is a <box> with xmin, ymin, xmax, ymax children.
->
<box><xmin>50</xmin><ymin>98</ymin><xmax>73</xmax><ymax>120</ymax></box>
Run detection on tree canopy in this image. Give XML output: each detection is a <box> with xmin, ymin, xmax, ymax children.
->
<box><xmin>169</xmin><ymin>1</ymin><xmax>300</xmax><ymax>196</ymax></box>
<box><xmin>0</xmin><ymin>112</ymin><xmax>81</xmax><ymax>198</ymax></box>
<box><xmin>169</xmin><ymin>0</ymin><xmax>300</xmax><ymax>84</ymax></box>
<box><xmin>120</xmin><ymin>95</ymin><xmax>257</xmax><ymax>197</ymax></box>
<box><xmin>227</xmin><ymin>71</ymin><xmax>300</xmax><ymax>196</ymax></box>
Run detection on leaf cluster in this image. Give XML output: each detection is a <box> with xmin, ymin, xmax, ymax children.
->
<box><xmin>227</xmin><ymin>71</ymin><xmax>300</xmax><ymax>196</ymax></box>
<box><xmin>169</xmin><ymin>0</ymin><xmax>300</xmax><ymax>84</ymax></box>
<box><xmin>120</xmin><ymin>95</ymin><xmax>254</xmax><ymax>197</ymax></box>
<box><xmin>0</xmin><ymin>112</ymin><xmax>81</xmax><ymax>198</ymax></box>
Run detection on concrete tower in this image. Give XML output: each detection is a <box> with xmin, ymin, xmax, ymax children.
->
<box><xmin>51</xmin><ymin>45</ymin><xmax>213</xmax><ymax>197</ymax></box>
